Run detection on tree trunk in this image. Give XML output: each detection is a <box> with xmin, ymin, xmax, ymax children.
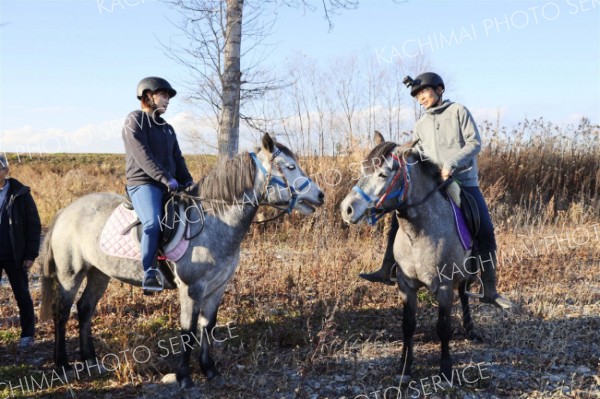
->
<box><xmin>219</xmin><ymin>0</ymin><xmax>243</xmax><ymax>159</ymax></box>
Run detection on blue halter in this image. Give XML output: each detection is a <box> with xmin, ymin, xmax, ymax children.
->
<box><xmin>249</xmin><ymin>150</ymin><xmax>308</xmax><ymax>213</ymax></box>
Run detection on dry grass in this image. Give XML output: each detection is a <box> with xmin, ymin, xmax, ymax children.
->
<box><xmin>0</xmin><ymin>120</ymin><xmax>599</xmax><ymax>398</ymax></box>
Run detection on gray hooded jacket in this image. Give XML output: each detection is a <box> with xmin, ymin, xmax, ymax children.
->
<box><xmin>412</xmin><ymin>100</ymin><xmax>481</xmax><ymax>187</ymax></box>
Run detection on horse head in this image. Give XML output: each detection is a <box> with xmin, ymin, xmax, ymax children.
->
<box><xmin>252</xmin><ymin>133</ymin><xmax>325</xmax><ymax>215</ymax></box>
<box><xmin>341</xmin><ymin>133</ymin><xmax>420</xmax><ymax>225</ymax></box>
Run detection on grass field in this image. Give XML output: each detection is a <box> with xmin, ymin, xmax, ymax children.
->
<box><xmin>1</xmin><ymin>120</ymin><xmax>599</xmax><ymax>398</ymax></box>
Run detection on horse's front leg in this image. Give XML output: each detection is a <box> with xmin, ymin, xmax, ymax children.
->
<box><xmin>198</xmin><ymin>304</ymin><xmax>221</xmax><ymax>381</ymax></box>
<box><xmin>177</xmin><ymin>284</ymin><xmax>203</xmax><ymax>389</ymax></box>
<box><xmin>398</xmin><ymin>285</ymin><xmax>416</xmax><ymax>385</ymax></box>
<box><xmin>198</xmin><ymin>288</ymin><xmax>227</xmax><ymax>382</ymax></box>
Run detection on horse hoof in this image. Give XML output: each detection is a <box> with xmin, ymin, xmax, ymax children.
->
<box><xmin>58</xmin><ymin>363</ymin><xmax>73</xmax><ymax>371</ymax></box>
<box><xmin>397</xmin><ymin>373</ymin><xmax>412</xmax><ymax>386</ymax></box>
<box><xmin>205</xmin><ymin>369</ymin><xmax>221</xmax><ymax>381</ymax></box>
<box><xmin>178</xmin><ymin>377</ymin><xmax>195</xmax><ymax>390</ymax></box>
<box><xmin>467</xmin><ymin>330</ymin><xmax>483</xmax><ymax>342</ymax></box>
<box><xmin>179</xmin><ymin>385</ymin><xmax>201</xmax><ymax>399</ymax></box>
<box><xmin>208</xmin><ymin>374</ymin><xmax>225</xmax><ymax>387</ymax></box>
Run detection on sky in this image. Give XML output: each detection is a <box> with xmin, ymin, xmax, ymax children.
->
<box><xmin>0</xmin><ymin>0</ymin><xmax>599</xmax><ymax>154</ymax></box>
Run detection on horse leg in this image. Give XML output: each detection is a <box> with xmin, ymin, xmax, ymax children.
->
<box><xmin>399</xmin><ymin>289</ymin><xmax>417</xmax><ymax>384</ymax></box>
<box><xmin>458</xmin><ymin>279</ymin><xmax>481</xmax><ymax>341</ymax></box>
<box><xmin>54</xmin><ymin>271</ymin><xmax>85</xmax><ymax>368</ymax></box>
<box><xmin>76</xmin><ymin>268</ymin><xmax>110</xmax><ymax>366</ymax></box>
<box><xmin>436</xmin><ymin>287</ymin><xmax>454</xmax><ymax>380</ymax></box>
<box><xmin>176</xmin><ymin>285</ymin><xmax>202</xmax><ymax>389</ymax></box>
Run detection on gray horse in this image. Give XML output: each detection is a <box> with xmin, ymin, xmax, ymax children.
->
<box><xmin>340</xmin><ymin>133</ymin><xmax>478</xmax><ymax>383</ymax></box>
<box><xmin>40</xmin><ymin>134</ymin><xmax>324</xmax><ymax>389</ymax></box>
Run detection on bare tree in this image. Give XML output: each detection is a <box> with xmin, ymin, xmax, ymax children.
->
<box><xmin>164</xmin><ymin>0</ymin><xmax>358</xmax><ymax>159</ymax></box>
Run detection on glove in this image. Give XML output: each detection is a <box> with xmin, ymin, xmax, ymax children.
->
<box><xmin>166</xmin><ymin>178</ymin><xmax>179</xmax><ymax>192</ymax></box>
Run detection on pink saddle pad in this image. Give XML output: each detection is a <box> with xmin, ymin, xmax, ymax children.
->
<box><xmin>99</xmin><ymin>204</ymin><xmax>189</xmax><ymax>262</ymax></box>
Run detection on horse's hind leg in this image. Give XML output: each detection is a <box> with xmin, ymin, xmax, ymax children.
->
<box><xmin>77</xmin><ymin>268</ymin><xmax>110</xmax><ymax>365</ymax></box>
<box><xmin>458</xmin><ymin>279</ymin><xmax>481</xmax><ymax>341</ymax></box>
<box><xmin>436</xmin><ymin>287</ymin><xmax>454</xmax><ymax>380</ymax></box>
<box><xmin>54</xmin><ymin>270</ymin><xmax>86</xmax><ymax>368</ymax></box>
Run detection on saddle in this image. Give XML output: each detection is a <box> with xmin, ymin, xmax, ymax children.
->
<box><xmin>100</xmin><ymin>191</ymin><xmax>191</xmax><ymax>288</ymax></box>
<box><xmin>122</xmin><ymin>191</ymin><xmax>183</xmax><ymax>247</ymax></box>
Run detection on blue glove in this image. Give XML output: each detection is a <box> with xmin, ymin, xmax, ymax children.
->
<box><xmin>166</xmin><ymin>178</ymin><xmax>179</xmax><ymax>192</ymax></box>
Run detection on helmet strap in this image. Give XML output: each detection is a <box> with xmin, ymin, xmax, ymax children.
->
<box><xmin>146</xmin><ymin>93</ymin><xmax>158</xmax><ymax>111</ymax></box>
<box><xmin>435</xmin><ymin>87</ymin><xmax>444</xmax><ymax>106</ymax></box>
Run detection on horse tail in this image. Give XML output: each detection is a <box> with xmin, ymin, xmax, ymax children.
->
<box><xmin>40</xmin><ymin>210</ymin><xmax>61</xmax><ymax>322</ymax></box>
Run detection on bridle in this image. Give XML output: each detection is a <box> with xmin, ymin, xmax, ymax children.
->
<box><xmin>173</xmin><ymin>148</ymin><xmax>311</xmax><ymax>227</ymax></box>
<box><xmin>249</xmin><ymin>148</ymin><xmax>310</xmax><ymax>216</ymax></box>
<box><xmin>352</xmin><ymin>149</ymin><xmax>453</xmax><ymax>225</ymax></box>
<box><xmin>352</xmin><ymin>151</ymin><xmax>412</xmax><ymax>225</ymax></box>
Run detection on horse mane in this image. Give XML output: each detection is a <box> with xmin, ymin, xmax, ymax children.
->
<box><xmin>198</xmin><ymin>152</ymin><xmax>256</xmax><ymax>202</ymax></box>
<box><xmin>196</xmin><ymin>143</ymin><xmax>296</xmax><ymax>203</ymax></box>
<box><xmin>364</xmin><ymin>142</ymin><xmax>398</xmax><ymax>174</ymax></box>
<box><xmin>365</xmin><ymin>141</ymin><xmax>442</xmax><ymax>180</ymax></box>
<box><xmin>397</xmin><ymin>141</ymin><xmax>442</xmax><ymax>180</ymax></box>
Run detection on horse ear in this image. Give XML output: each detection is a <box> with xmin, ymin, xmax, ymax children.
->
<box><xmin>262</xmin><ymin>133</ymin><xmax>275</xmax><ymax>154</ymax></box>
<box><xmin>373</xmin><ymin>131</ymin><xmax>385</xmax><ymax>146</ymax></box>
<box><xmin>410</xmin><ymin>139</ymin><xmax>420</xmax><ymax>148</ymax></box>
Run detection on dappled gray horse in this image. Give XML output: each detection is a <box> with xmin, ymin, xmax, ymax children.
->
<box><xmin>340</xmin><ymin>134</ymin><xmax>479</xmax><ymax>383</ymax></box>
<box><xmin>40</xmin><ymin>134</ymin><xmax>324</xmax><ymax>389</ymax></box>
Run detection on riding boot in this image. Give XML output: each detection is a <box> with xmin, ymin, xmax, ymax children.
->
<box><xmin>478</xmin><ymin>251</ymin><xmax>515</xmax><ymax>309</ymax></box>
<box><xmin>143</xmin><ymin>250</ymin><xmax>164</xmax><ymax>294</ymax></box>
<box><xmin>359</xmin><ymin>216</ymin><xmax>399</xmax><ymax>286</ymax></box>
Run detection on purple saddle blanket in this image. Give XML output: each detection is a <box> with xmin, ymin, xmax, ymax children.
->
<box><xmin>450</xmin><ymin>199</ymin><xmax>473</xmax><ymax>251</ymax></box>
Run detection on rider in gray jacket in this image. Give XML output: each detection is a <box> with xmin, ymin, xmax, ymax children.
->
<box><xmin>360</xmin><ymin>72</ymin><xmax>514</xmax><ymax>310</ymax></box>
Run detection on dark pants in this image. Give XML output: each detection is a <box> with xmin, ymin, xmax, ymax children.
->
<box><xmin>461</xmin><ymin>186</ymin><xmax>497</xmax><ymax>265</ymax></box>
<box><xmin>0</xmin><ymin>259</ymin><xmax>35</xmax><ymax>338</ymax></box>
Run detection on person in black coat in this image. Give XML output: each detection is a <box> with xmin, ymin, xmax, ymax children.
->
<box><xmin>0</xmin><ymin>154</ymin><xmax>42</xmax><ymax>350</ymax></box>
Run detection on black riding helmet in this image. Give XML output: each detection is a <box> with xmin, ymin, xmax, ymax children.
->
<box><xmin>136</xmin><ymin>77</ymin><xmax>177</xmax><ymax>100</ymax></box>
<box><xmin>408</xmin><ymin>72</ymin><xmax>444</xmax><ymax>97</ymax></box>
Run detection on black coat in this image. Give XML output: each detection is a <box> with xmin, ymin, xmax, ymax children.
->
<box><xmin>2</xmin><ymin>178</ymin><xmax>41</xmax><ymax>266</ymax></box>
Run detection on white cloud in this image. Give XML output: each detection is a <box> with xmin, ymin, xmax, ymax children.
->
<box><xmin>0</xmin><ymin>112</ymin><xmax>222</xmax><ymax>155</ymax></box>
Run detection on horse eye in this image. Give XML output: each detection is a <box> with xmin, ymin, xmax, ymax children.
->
<box><xmin>378</xmin><ymin>172</ymin><xmax>388</xmax><ymax>179</ymax></box>
<box><xmin>287</xmin><ymin>165</ymin><xmax>296</xmax><ymax>170</ymax></box>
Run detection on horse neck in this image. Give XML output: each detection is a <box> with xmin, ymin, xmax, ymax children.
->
<box><xmin>400</xmin><ymin>160</ymin><xmax>450</xmax><ymax>226</ymax></box>
<box><xmin>190</xmin><ymin>195</ymin><xmax>259</xmax><ymax>247</ymax></box>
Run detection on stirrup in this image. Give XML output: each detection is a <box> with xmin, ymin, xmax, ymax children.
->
<box><xmin>143</xmin><ymin>268</ymin><xmax>164</xmax><ymax>295</ymax></box>
<box><xmin>465</xmin><ymin>274</ymin><xmax>484</xmax><ymax>299</ymax></box>
<box><xmin>389</xmin><ymin>263</ymin><xmax>398</xmax><ymax>283</ymax></box>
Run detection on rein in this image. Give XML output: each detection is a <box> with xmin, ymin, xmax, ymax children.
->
<box><xmin>352</xmin><ymin>150</ymin><xmax>453</xmax><ymax>225</ymax></box>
